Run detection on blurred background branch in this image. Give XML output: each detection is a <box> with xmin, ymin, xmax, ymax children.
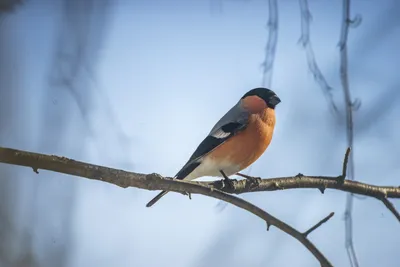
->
<box><xmin>298</xmin><ymin>0</ymin><xmax>339</xmax><ymax>116</ymax></box>
<box><xmin>338</xmin><ymin>0</ymin><xmax>361</xmax><ymax>266</ymax></box>
<box><xmin>261</xmin><ymin>0</ymin><xmax>278</xmax><ymax>88</ymax></box>
<box><xmin>0</xmin><ymin>0</ymin><xmax>123</xmax><ymax>266</ymax></box>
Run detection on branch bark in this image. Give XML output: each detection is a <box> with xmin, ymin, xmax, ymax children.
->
<box><xmin>0</xmin><ymin>146</ymin><xmax>333</xmax><ymax>266</ymax></box>
<box><xmin>219</xmin><ymin>148</ymin><xmax>400</xmax><ymax>222</ymax></box>
<box><xmin>1</xmin><ymin>146</ymin><xmax>399</xmax><ymax>265</ymax></box>
<box><xmin>213</xmin><ymin>173</ymin><xmax>400</xmax><ymax>200</ymax></box>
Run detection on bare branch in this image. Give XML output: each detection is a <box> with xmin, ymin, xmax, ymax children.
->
<box><xmin>212</xmin><ymin>175</ymin><xmax>400</xmax><ymax>199</ymax></box>
<box><xmin>0</xmin><ymin>146</ymin><xmax>333</xmax><ymax>267</ymax></box>
<box><xmin>303</xmin><ymin>212</ymin><xmax>335</xmax><ymax>237</ymax></box>
<box><xmin>2</xmin><ymin>145</ymin><xmax>398</xmax><ymax>217</ymax></box>
<box><xmin>219</xmin><ymin>147</ymin><xmax>400</xmax><ymax>221</ymax></box>
<box><xmin>261</xmin><ymin>0</ymin><xmax>278</xmax><ymax>87</ymax></box>
<box><xmin>381</xmin><ymin>198</ymin><xmax>400</xmax><ymax>222</ymax></box>
<box><xmin>225</xmin><ymin>148</ymin><xmax>400</xmax><ymax>200</ymax></box>
<box><xmin>298</xmin><ymin>0</ymin><xmax>339</xmax><ymax>115</ymax></box>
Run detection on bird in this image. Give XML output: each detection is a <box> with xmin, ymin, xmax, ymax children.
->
<box><xmin>146</xmin><ymin>87</ymin><xmax>281</xmax><ymax>207</ymax></box>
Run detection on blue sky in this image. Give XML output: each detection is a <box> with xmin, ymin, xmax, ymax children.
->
<box><xmin>1</xmin><ymin>0</ymin><xmax>400</xmax><ymax>266</ymax></box>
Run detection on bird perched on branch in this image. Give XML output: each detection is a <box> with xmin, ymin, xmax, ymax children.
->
<box><xmin>146</xmin><ymin>87</ymin><xmax>281</xmax><ymax>207</ymax></box>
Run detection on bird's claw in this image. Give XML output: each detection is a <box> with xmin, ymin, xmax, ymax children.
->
<box><xmin>220</xmin><ymin>178</ymin><xmax>234</xmax><ymax>189</ymax></box>
<box><xmin>219</xmin><ymin>170</ymin><xmax>235</xmax><ymax>189</ymax></box>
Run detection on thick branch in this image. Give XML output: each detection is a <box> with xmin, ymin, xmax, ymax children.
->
<box><xmin>211</xmin><ymin>147</ymin><xmax>400</xmax><ymax>222</ymax></box>
<box><xmin>0</xmin><ymin>146</ymin><xmax>332</xmax><ymax>266</ymax></box>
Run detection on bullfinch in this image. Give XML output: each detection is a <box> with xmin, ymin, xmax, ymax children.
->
<box><xmin>146</xmin><ymin>87</ymin><xmax>281</xmax><ymax>207</ymax></box>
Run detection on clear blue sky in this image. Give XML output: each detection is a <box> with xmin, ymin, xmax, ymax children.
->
<box><xmin>3</xmin><ymin>0</ymin><xmax>400</xmax><ymax>266</ymax></box>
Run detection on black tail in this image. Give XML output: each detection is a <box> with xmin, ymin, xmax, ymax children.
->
<box><xmin>146</xmin><ymin>161</ymin><xmax>200</xmax><ymax>207</ymax></box>
<box><xmin>146</xmin><ymin>190</ymin><xmax>169</xmax><ymax>207</ymax></box>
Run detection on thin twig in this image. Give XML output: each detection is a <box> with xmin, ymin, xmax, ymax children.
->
<box><xmin>298</xmin><ymin>0</ymin><xmax>339</xmax><ymax>115</ymax></box>
<box><xmin>338</xmin><ymin>146</ymin><xmax>351</xmax><ymax>182</ymax></box>
<box><xmin>303</xmin><ymin>212</ymin><xmax>335</xmax><ymax>237</ymax></box>
<box><xmin>381</xmin><ymin>198</ymin><xmax>400</xmax><ymax>222</ymax></box>
<box><xmin>0</xmin><ymin>146</ymin><xmax>333</xmax><ymax>266</ymax></box>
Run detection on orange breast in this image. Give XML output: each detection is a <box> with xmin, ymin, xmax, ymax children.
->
<box><xmin>209</xmin><ymin>108</ymin><xmax>276</xmax><ymax>170</ymax></box>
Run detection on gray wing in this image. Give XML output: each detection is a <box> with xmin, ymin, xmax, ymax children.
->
<box><xmin>175</xmin><ymin>101</ymin><xmax>250</xmax><ymax>179</ymax></box>
<box><xmin>208</xmin><ymin>101</ymin><xmax>249</xmax><ymax>137</ymax></box>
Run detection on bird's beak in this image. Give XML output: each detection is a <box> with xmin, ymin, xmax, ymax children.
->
<box><xmin>268</xmin><ymin>94</ymin><xmax>281</xmax><ymax>106</ymax></box>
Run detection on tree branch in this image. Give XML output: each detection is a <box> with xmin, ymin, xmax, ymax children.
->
<box><xmin>211</xmin><ymin>175</ymin><xmax>400</xmax><ymax>200</ymax></box>
<box><xmin>381</xmin><ymin>198</ymin><xmax>400</xmax><ymax>222</ymax></box>
<box><xmin>0</xmin><ymin>146</ymin><xmax>333</xmax><ymax>266</ymax></box>
<box><xmin>1</xmin><ymin>146</ymin><xmax>399</xmax><ymax>264</ymax></box>
<box><xmin>303</xmin><ymin>212</ymin><xmax>335</xmax><ymax>237</ymax></box>
<box><xmin>215</xmin><ymin>147</ymin><xmax>400</xmax><ymax>222</ymax></box>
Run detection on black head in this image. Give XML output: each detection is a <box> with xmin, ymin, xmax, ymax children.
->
<box><xmin>241</xmin><ymin>87</ymin><xmax>281</xmax><ymax>109</ymax></box>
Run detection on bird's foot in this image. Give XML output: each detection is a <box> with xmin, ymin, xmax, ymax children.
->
<box><xmin>219</xmin><ymin>170</ymin><xmax>235</xmax><ymax>189</ymax></box>
<box><xmin>223</xmin><ymin>177</ymin><xmax>235</xmax><ymax>189</ymax></box>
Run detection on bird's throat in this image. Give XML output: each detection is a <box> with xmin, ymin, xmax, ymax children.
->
<box><xmin>257</xmin><ymin>108</ymin><xmax>276</xmax><ymax>127</ymax></box>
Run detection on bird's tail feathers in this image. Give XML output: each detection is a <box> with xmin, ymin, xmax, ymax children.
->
<box><xmin>146</xmin><ymin>190</ymin><xmax>169</xmax><ymax>207</ymax></box>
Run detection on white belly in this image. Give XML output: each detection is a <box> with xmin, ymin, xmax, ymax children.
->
<box><xmin>183</xmin><ymin>157</ymin><xmax>242</xmax><ymax>181</ymax></box>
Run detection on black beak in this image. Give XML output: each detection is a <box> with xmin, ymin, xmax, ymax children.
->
<box><xmin>268</xmin><ymin>94</ymin><xmax>281</xmax><ymax>107</ymax></box>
